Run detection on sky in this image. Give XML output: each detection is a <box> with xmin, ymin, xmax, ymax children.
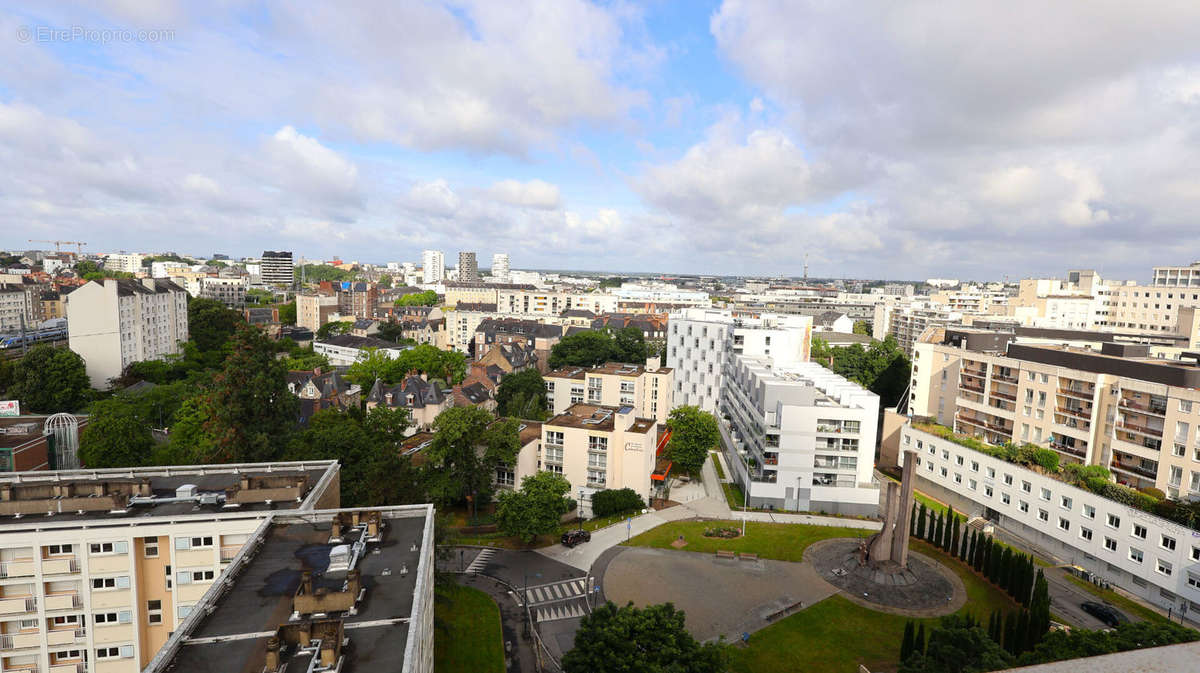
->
<box><xmin>2</xmin><ymin>1</ymin><xmax>1199</xmax><ymax>281</ymax></box>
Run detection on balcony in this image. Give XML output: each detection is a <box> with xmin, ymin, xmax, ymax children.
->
<box><xmin>220</xmin><ymin>545</ymin><xmax>240</xmax><ymax>562</ymax></box>
<box><xmin>43</xmin><ymin>593</ymin><xmax>82</xmax><ymax>611</ymax></box>
<box><xmin>1116</xmin><ymin>419</ymin><xmax>1163</xmax><ymax>440</ymax></box>
<box><xmin>960</xmin><ymin>383</ymin><xmax>984</xmax><ymax>394</ymax></box>
<box><xmin>40</xmin><ymin>558</ymin><xmax>79</xmax><ymax>575</ymax></box>
<box><xmin>1111</xmin><ymin>460</ymin><xmax>1158</xmax><ymax>480</ymax></box>
<box><xmin>992</xmin><ymin>372</ymin><xmax>1018</xmax><ymax>384</ymax></box>
<box><xmin>0</xmin><ymin>632</ymin><xmax>42</xmax><ymax>650</ymax></box>
<box><xmin>49</xmin><ymin>664</ymin><xmax>85</xmax><ymax>673</ymax></box>
<box><xmin>0</xmin><ymin>597</ymin><xmax>36</xmax><ymax>615</ymax></box>
<box><xmin>1057</xmin><ymin>385</ymin><xmax>1094</xmax><ymax>402</ymax></box>
<box><xmin>990</xmin><ymin>390</ymin><xmax>1017</xmax><ymax>402</ymax></box>
<box><xmin>961</xmin><ymin>369</ymin><xmax>986</xmax><ymax>380</ymax></box>
<box><xmin>1049</xmin><ymin>441</ymin><xmax>1086</xmax><ymax>458</ymax></box>
<box><xmin>45</xmin><ymin>629</ymin><xmax>85</xmax><ymax>647</ymax></box>
<box><xmin>1120</xmin><ymin>397</ymin><xmax>1168</xmax><ymax>417</ymax></box>
<box><xmin>0</xmin><ymin>560</ymin><xmax>35</xmax><ymax>579</ymax></box>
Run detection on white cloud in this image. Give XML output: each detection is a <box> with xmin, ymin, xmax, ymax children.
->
<box><xmin>267</xmin><ymin>126</ymin><xmax>359</xmax><ymax>199</ymax></box>
<box><xmin>487</xmin><ymin>179</ymin><xmax>561</xmax><ymax>209</ymax></box>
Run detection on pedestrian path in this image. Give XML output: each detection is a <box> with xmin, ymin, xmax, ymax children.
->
<box><xmin>520</xmin><ymin>577</ymin><xmax>592</xmax><ymax>623</ymax></box>
<box><xmin>465</xmin><ymin>547</ymin><xmax>496</xmax><ymax>574</ymax></box>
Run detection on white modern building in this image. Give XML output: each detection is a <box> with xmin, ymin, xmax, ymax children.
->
<box><xmin>259</xmin><ymin>251</ymin><xmax>293</xmax><ymax>287</ymax></box>
<box><xmin>899</xmin><ymin>422</ymin><xmax>1200</xmax><ymax>625</ymax></box>
<box><xmin>66</xmin><ymin>279</ymin><xmax>189</xmax><ymax>388</ymax></box>
<box><xmin>490</xmin><ymin>253</ymin><xmax>510</xmax><ymax>283</ymax></box>
<box><xmin>666</xmin><ymin>308</ymin><xmax>813</xmax><ymax>413</ymax></box>
<box><xmin>313</xmin><ymin>334</ymin><xmax>411</xmax><ymax>366</ymax></box>
<box><xmin>611</xmin><ymin>282</ymin><xmax>710</xmax><ymax>308</ymax></box>
<box><xmin>103</xmin><ymin>254</ymin><xmax>144</xmax><ymax>275</ymax></box>
<box><xmin>420</xmin><ymin>250</ymin><xmax>444</xmax><ymax>284</ymax></box>
<box><xmin>198</xmin><ymin>276</ymin><xmax>247</xmax><ymax>309</ymax></box>
<box><xmin>722</xmin><ymin>358</ymin><xmax>879</xmax><ymax>514</ymax></box>
<box><xmin>150</xmin><ymin>262</ymin><xmax>190</xmax><ymax>279</ymax></box>
<box><xmin>457</xmin><ymin>251</ymin><xmax>479</xmax><ymax>283</ymax></box>
<box><xmin>0</xmin><ymin>286</ymin><xmax>29</xmax><ymax>334</ymax></box>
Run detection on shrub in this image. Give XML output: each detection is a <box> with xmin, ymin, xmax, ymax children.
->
<box><xmin>1138</xmin><ymin>487</ymin><xmax>1166</xmax><ymax>501</ymax></box>
<box><xmin>590</xmin><ymin>488</ymin><xmax>644</xmax><ymax>518</ymax></box>
<box><xmin>1032</xmin><ymin>449</ymin><xmax>1060</xmax><ymax>473</ymax></box>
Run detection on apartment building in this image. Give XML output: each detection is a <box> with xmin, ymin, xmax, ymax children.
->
<box><xmin>666</xmin><ymin>308</ymin><xmax>813</xmax><ymax>413</ymax></box>
<box><xmin>296</xmin><ymin>291</ymin><xmax>340</xmax><ymax>333</ymax></box>
<box><xmin>0</xmin><ymin>461</ymin><xmax>340</xmax><ymax>673</ymax></box>
<box><xmin>336</xmin><ymin>282</ymin><xmax>379</xmax><ymax>319</ymax></box>
<box><xmin>313</xmin><ymin>334</ymin><xmax>410</xmax><ymax>367</ymax></box>
<box><xmin>898</xmin><ymin>422</ymin><xmax>1200</xmax><ymax>625</ymax></box>
<box><xmin>421</xmin><ymin>250</ymin><xmax>444</xmax><ymax>284</ymax></box>
<box><xmin>544</xmin><ymin>360</ymin><xmax>673</xmax><ymax>424</ymax></box>
<box><xmin>443</xmin><ymin>283</ymin><xmax>535</xmax><ymax>308</ymax></box>
<box><xmin>610</xmin><ymin>283</ymin><xmax>709</xmax><ymax>309</ymax></box>
<box><xmin>490</xmin><ymin>253</ymin><xmax>510</xmax><ymax>283</ymax></box>
<box><xmin>0</xmin><ymin>287</ymin><xmax>28</xmax><ymax>334</ymax></box>
<box><xmin>1152</xmin><ymin>262</ymin><xmax>1200</xmax><ymax>287</ymax></box>
<box><xmin>102</xmin><ymin>255</ymin><xmax>143</xmax><ymax>275</ymax></box>
<box><xmin>259</xmin><ymin>251</ymin><xmax>293</xmax><ymax>287</ymax></box>
<box><xmin>197</xmin><ymin>277</ymin><xmax>246</xmax><ymax>309</ymax></box>
<box><xmin>910</xmin><ymin>336</ymin><xmax>1200</xmax><ymax>497</ymax></box>
<box><xmin>872</xmin><ymin>300</ymin><xmax>965</xmax><ymax>354</ymax></box>
<box><xmin>66</xmin><ymin>279</ymin><xmax>189</xmax><ymax>389</ymax></box>
<box><xmin>473</xmin><ymin>319</ymin><xmax>562</xmax><ymax>371</ymax></box>
<box><xmin>495</xmin><ymin>289</ymin><xmax>618</xmax><ymax>317</ymax></box>
<box><xmin>457</xmin><ymin>252</ymin><xmax>479</xmax><ymax>283</ymax></box>
<box><xmin>721</xmin><ymin>358</ymin><xmax>879</xmax><ymax>514</ymax></box>
<box><xmin>539</xmin><ymin>404</ymin><xmax>660</xmax><ymax>511</ymax></box>
<box><xmin>144</xmin><ymin>504</ymin><xmax>434</xmax><ymax>673</ymax></box>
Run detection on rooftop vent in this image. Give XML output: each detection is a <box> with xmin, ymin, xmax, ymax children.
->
<box><xmin>176</xmin><ymin>484</ymin><xmax>198</xmax><ymax>499</ymax></box>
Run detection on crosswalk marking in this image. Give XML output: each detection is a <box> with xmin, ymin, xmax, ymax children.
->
<box><xmin>523</xmin><ymin>577</ymin><xmax>591</xmax><ymax>623</ymax></box>
<box><xmin>465</xmin><ymin>548</ymin><xmax>495</xmax><ymax>574</ymax></box>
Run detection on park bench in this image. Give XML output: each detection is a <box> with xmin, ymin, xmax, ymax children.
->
<box><xmin>739</xmin><ymin>552</ymin><xmax>758</xmax><ymax>561</ymax></box>
<box><xmin>764</xmin><ymin>599</ymin><xmax>804</xmax><ymax>621</ymax></box>
<box><xmin>715</xmin><ymin>550</ymin><xmax>737</xmax><ymax>560</ymax></box>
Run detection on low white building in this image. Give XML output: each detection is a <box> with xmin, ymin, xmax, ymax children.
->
<box><xmin>313</xmin><ymin>334</ymin><xmax>411</xmax><ymax>366</ymax></box>
<box><xmin>67</xmin><ymin>278</ymin><xmax>189</xmax><ymax>388</ymax></box>
<box><xmin>900</xmin><ymin>422</ymin><xmax>1200</xmax><ymax>624</ymax></box>
<box><xmin>722</xmin><ymin>358</ymin><xmax>879</xmax><ymax>515</ymax></box>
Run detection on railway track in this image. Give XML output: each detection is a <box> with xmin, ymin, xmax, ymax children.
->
<box><xmin>0</xmin><ymin>339</ymin><xmax>69</xmax><ymax>359</ymax></box>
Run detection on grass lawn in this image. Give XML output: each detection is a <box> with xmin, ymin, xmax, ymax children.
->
<box><xmin>728</xmin><ymin>538</ymin><xmax>1022</xmax><ymax>673</ymax></box>
<box><xmin>1065</xmin><ymin>574</ymin><xmax>1170</xmax><ymax>625</ymax></box>
<box><xmin>434</xmin><ymin>583</ymin><xmax>505</xmax><ymax>673</ymax></box>
<box><xmin>624</xmin><ymin>519</ymin><xmax>869</xmax><ymax>563</ymax></box>
<box><xmin>710</xmin><ymin>451</ymin><xmax>726</xmax><ymax>479</ymax></box>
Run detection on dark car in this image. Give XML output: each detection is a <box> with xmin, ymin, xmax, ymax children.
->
<box><xmin>561</xmin><ymin>529</ymin><xmax>591</xmax><ymax>547</ymax></box>
<box><xmin>1080</xmin><ymin>601</ymin><xmax>1127</xmax><ymax>627</ymax></box>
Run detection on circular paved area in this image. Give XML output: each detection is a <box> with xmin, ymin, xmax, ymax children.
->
<box><xmin>602</xmin><ymin>546</ymin><xmax>837</xmax><ymax>642</ymax></box>
<box><xmin>807</xmin><ymin>538</ymin><xmax>965</xmax><ymax>617</ymax></box>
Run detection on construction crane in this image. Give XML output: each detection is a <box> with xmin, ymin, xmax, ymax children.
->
<box><xmin>28</xmin><ymin>240</ymin><xmax>87</xmax><ymax>254</ymax></box>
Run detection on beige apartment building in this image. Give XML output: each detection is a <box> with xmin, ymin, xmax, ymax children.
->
<box><xmin>911</xmin><ymin>334</ymin><xmax>1200</xmax><ymax>498</ymax></box>
<box><xmin>540</xmin><ymin>404</ymin><xmax>660</xmax><ymax>510</ymax></box>
<box><xmin>496</xmin><ymin>289</ymin><xmax>618</xmax><ymax>317</ymax></box>
<box><xmin>296</xmin><ymin>291</ymin><xmax>339</xmax><ymax>333</ymax></box>
<box><xmin>0</xmin><ymin>461</ymin><xmax>339</xmax><ymax>673</ymax></box>
<box><xmin>544</xmin><ymin>360</ymin><xmax>673</xmax><ymax>424</ymax></box>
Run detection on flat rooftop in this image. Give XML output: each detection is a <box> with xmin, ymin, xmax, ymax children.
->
<box><xmin>0</xmin><ymin>461</ymin><xmax>337</xmax><ymax>526</ymax></box>
<box><xmin>546</xmin><ymin>403</ymin><xmax>654</xmax><ymax>434</ymax></box>
<box><xmin>152</xmin><ymin>506</ymin><xmax>433</xmax><ymax>673</ymax></box>
<box><xmin>546</xmin><ymin>361</ymin><xmax>672</xmax><ymax>380</ymax></box>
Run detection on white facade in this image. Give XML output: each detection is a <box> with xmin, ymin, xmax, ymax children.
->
<box><xmin>611</xmin><ymin>283</ymin><xmax>710</xmax><ymax>307</ymax></box>
<box><xmin>900</xmin><ymin>423</ymin><xmax>1200</xmax><ymax>624</ymax></box>
<box><xmin>666</xmin><ymin>308</ymin><xmax>813</xmax><ymax>413</ymax></box>
<box><xmin>66</xmin><ymin>279</ymin><xmax>189</xmax><ymax>388</ymax></box>
<box><xmin>0</xmin><ymin>287</ymin><xmax>29</xmax><ymax>334</ymax></box>
<box><xmin>420</xmin><ymin>250</ymin><xmax>444</xmax><ymax>284</ymax></box>
<box><xmin>313</xmin><ymin>337</ymin><xmax>410</xmax><ymax>366</ymax></box>
<box><xmin>259</xmin><ymin>251</ymin><xmax>293</xmax><ymax>287</ymax></box>
<box><xmin>495</xmin><ymin>289</ymin><xmax>618</xmax><ymax>317</ymax></box>
<box><xmin>723</xmin><ymin>358</ymin><xmax>879</xmax><ymax>514</ymax></box>
<box><xmin>150</xmin><ymin>262</ymin><xmax>189</xmax><ymax>279</ymax></box>
<box><xmin>103</xmin><ymin>254</ymin><xmax>144</xmax><ymax>274</ymax></box>
<box><xmin>490</xmin><ymin>253</ymin><xmax>510</xmax><ymax>283</ymax></box>
<box><xmin>198</xmin><ymin>276</ymin><xmax>247</xmax><ymax>309</ymax></box>
<box><xmin>544</xmin><ymin>361</ymin><xmax>673</xmax><ymax>424</ymax></box>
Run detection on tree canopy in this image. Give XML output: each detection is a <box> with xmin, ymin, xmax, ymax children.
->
<box><xmin>852</xmin><ymin>320</ymin><xmax>871</xmax><ymax>335</ymax></box>
<box><xmin>422</xmin><ymin>407</ymin><xmax>520</xmax><ymax>508</ymax></box>
<box><xmin>345</xmin><ymin>344</ymin><xmax>467</xmax><ymax>386</ymax></box>
<box><xmin>811</xmin><ymin>334</ymin><xmax>910</xmax><ymax>407</ymax></box>
<box><xmin>899</xmin><ymin>615</ymin><xmax>1012</xmax><ymax>673</ymax></box>
<box><xmin>295</xmin><ymin>264</ymin><xmax>356</xmax><ymax>283</ymax></box>
<box><xmin>665</xmin><ymin>405</ymin><xmax>720</xmax><ymax>474</ymax></box>
<box><xmin>548</xmin><ymin>327</ymin><xmax>647</xmax><ymax>368</ymax></box>
<box><xmin>495</xmin><ymin>471</ymin><xmax>572</xmax><ymax>543</ymax></box>
<box><xmin>495</xmin><ymin>368</ymin><xmax>549</xmax><ymax>419</ymax></box>
<box><xmin>563</xmin><ymin>601</ymin><xmax>728</xmax><ymax>673</ymax></box>
<box><xmin>316</xmin><ymin>320</ymin><xmax>352</xmax><ymax>340</ymax></box>
<box><xmin>188</xmin><ymin>297</ymin><xmax>244</xmax><ymax>354</ymax></box>
<box><xmin>5</xmin><ymin>345</ymin><xmax>91</xmax><ymax>413</ymax></box>
<box><xmin>79</xmin><ymin>397</ymin><xmax>155</xmax><ymax>468</ymax></box>
<box><xmin>395</xmin><ymin>290</ymin><xmax>438</xmax><ymax>306</ymax></box>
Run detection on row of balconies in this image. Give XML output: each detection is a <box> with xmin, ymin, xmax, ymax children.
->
<box><xmin>0</xmin><ymin>558</ymin><xmax>79</xmax><ymax>580</ymax></box>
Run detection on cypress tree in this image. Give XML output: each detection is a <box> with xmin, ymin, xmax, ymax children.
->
<box><xmin>917</xmin><ymin>503</ymin><xmax>927</xmax><ymax>539</ymax></box>
<box><xmin>910</xmin><ymin>503</ymin><xmax>917</xmax><ymax>535</ymax></box>
<box><xmin>945</xmin><ymin>505</ymin><xmax>955</xmax><ymax>550</ymax></box>
<box><xmin>1029</xmin><ymin>569</ymin><xmax>1051</xmax><ymax>645</ymax></box>
<box><xmin>989</xmin><ymin>541</ymin><xmax>1002</xmax><ymax>583</ymax></box>
<box><xmin>968</xmin><ymin>530</ymin><xmax>978</xmax><ymax>566</ymax></box>
<box><xmin>1000</xmin><ymin>547</ymin><xmax>1014</xmax><ymax>596</ymax></box>
<box><xmin>900</xmin><ymin>621</ymin><xmax>915</xmax><ymax>662</ymax></box>
<box><xmin>1016</xmin><ymin>609</ymin><xmax>1032</xmax><ymax>655</ymax></box>
<box><xmin>934</xmin><ymin>512</ymin><xmax>944</xmax><ymax>546</ymax></box>
<box><xmin>959</xmin><ymin>525</ymin><xmax>969</xmax><ymax>561</ymax></box>
<box><xmin>915</xmin><ymin>623</ymin><xmax>926</xmax><ymax>656</ymax></box>
<box><xmin>951</xmin><ymin>515</ymin><xmax>961</xmax><ymax>556</ymax></box>
<box><xmin>1021</xmin><ymin>556</ymin><xmax>1035</xmax><ymax>607</ymax></box>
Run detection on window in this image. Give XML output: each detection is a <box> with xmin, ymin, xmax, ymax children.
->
<box><xmin>47</xmin><ymin>544</ymin><xmax>73</xmax><ymax>555</ymax></box>
<box><xmin>1130</xmin><ymin>548</ymin><xmax>1144</xmax><ymax>563</ymax></box>
<box><xmin>148</xmin><ymin>599</ymin><xmax>162</xmax><ymax>624</ymax></box>
<box><xmin>954</xmin><ymin>473</ymin><xmax>963</xmax><ymax>484</ymax></box>
<box><xmin>144</xmin><ymin>537</ymin><xmax>159</xmax><ymax>558</ymax></box>
<box><xmin>1040</xmin><ymin>487</ymin><xmax>1051</xmax><ymax>501</ymax></box>
<box><xmin>1060</xmin><ymin>496</ymin><xmax>1072</xmax><ymax>510</ymax></box>
<box><xmin>1021</xmin><ymin>480</ymin><xmax>1032</xmax><ymax>493</ymax></box>
<box><xmin>1083</xmin><ymin>504</ymin><xmax>1095</xmax><ymax>519</ymax></box>
<box><xmin>1182</xmin><ymin>400</ymin><xmax>1194</xmax><ymax>413</ymax></box>
<box><xmin>1019</xmin><ymin>500</ymin><xmax>1029</xmax><ymax>513</ymax></box>
<box><xmin>1157</xmin><ymin>559</ymin><xmax>1173</xmax><ymax>576</ymax></box>
<box><xmin>984</xmin><ymin>485</ymin><xmax>993</xmax><ymax>498</ymax></box>
<box><xmin>1133</xmin><ymin>524</ymin><xmax>1147</xmax><ymax>540</ymax></box>
<box><xmin>941</xmin><ymin>467</ymin><xmax>948</xmax><ymax>478</ymax></box>
<box><xmin>587</xmin><ymin>436</ymin><xmax>608</xmax><ymax>452</ymax></box>
<box><xmin>1058</xmin><ymin>517</ymin><xmax>1070</xmax><ymax>531</ymax></box>
<box><xmin>90</xmin><ymin>542</ymin><xmax>128</xmax><ymax>555</ymax></box>
<box><xmin>986</xmin><ymin>467</ymin><xmax>995</xmax><ymax>478</ymax></box>
<box><xmin>52</xmin><ymin>615</ymin><xmax>80</xmax><ymax>626</ymax></box>
<box><xmin>968</xmin><ymin>479</ymin><xmax>977</xmax><ymax>491</ymax></box>
<box><xmin>1004</xmin><ymin>474</ymin><xmax>1013</xmax><ymax>486</ymax></box>
<box><xmin>1001</xmin><ymin>492</ymin><xmax>1011</xmax><ymax>505</ymax></box>
<box><xmin>97</xmin><ymin>645</ymin><xmax>134</xmax><ymax>659</ymax></box>
<box><xmin>1189</xmin><ymin>573</ymin><xmax>1200</xmax><ymax>590</ymax></box>
<box><xmin>1038</xmin><ymin>509</ymin><xmax>1049</xmax><ymax>522</ymax></box>
<box><xmin>956</xmin><ymin>455</ymin><xmax>964</xmax><ymax>466</ymax></box>
<box><xmin>1080</xmin><ymin>527</ymin><xmax>1093</xmax><ymax>541</ymax></box>
<box><xmin>1162</xmin><ymin>535</ymin><xmax>1177</xmax><ymax>551</ymax></box>
<box><xmin>1193</xmin><ymin>546</ymin><xmax>1200</xmax><ymax>562</ymax></box>
<box><xmin>942</xmin><ymin>449</ymin><xmax>950</xmax><ymax>460</ymax></box>
<box><xmin>545</xmin><ymin>431</ymin><xmax>564</xmax><ymax>447</ymax></box>
<box><xmin>94</xmin><ymin>611</ymin><xmax>132</xmax><ymax>624</ymax></box>
<box><xmin>92</xmin><ymin>576</ymin><xmax>130</xmax><ymax>590</ymax></box>
<box><xmin>1107</xmin><ymin>514</ymin><xmax>1120</xmax><ymax>529</ymax></box>
<box><xmin>1104</xmin><ymin>537</ymin><xmax>1117</xmax><ymax>552</ymax></box>
<box><xmin>175</xmin><ymin>536</ymin><xmax>214</xmax><ymax>550</ymax></box>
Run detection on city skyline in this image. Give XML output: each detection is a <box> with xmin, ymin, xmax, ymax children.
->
<box><xmin>4</xmin><ymin>3</ymin><xmax>1199</xmax><ymax>278</ymax></box>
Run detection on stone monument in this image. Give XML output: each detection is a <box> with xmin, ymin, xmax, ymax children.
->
<box><xmin>868</xmin><ymin>448</ymin><xmax>917</xmax><ymax>567</ymax></box>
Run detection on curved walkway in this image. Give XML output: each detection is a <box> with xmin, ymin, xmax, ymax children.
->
<box><xmin>806</xmin><ymin>538</ymin><xmax>966</xmax><ymax>618</ymax></box>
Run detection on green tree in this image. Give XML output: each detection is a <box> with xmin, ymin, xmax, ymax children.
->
<box><xmin>282</xmin><ymin>347</ymin><xmax>330</xmax><ymax>371</ymax></box>
<box><xmin>79</xmin><ymin>397</ymin><xmax>154</xmax><ymax>468</ymax></box>
<box><xmin>7</xmin><ymin>345</ymin><xmax>90</xmax><ymax>412</ymax></box>
<box><xmin>423</xmin><ymin>407</ymin><xmax>520</xmax><ymax>510</ymax></box>
<box><xmin>901</xmin><ymin>621</ymin><xmax>916</xmax><ymax>662</ymax></box>
<box><xmin>376</xmin><ymin>320</ymin><xmax>406</xmax><ymax>343</ymax></box>
<box><xmin>916</xmin><ymin>503</ymin><xmax>927</xmax><ymax>539</ymax></box>
<box><xmin>246</xmin><ymin>288</ymin><xmax>275</xmax><ymax>306</ymax></box>
<box><xmin>395</xmin><ymin>290</ymin><xmax>438</xmax><ymax>306</ymax></box>
<box><xmin>346</xmin><ymin>348</ymin><xmax>397</xmax><ymax>387</ymax></box>
<box><xmin>591</xmin><ymin>488</ymin><xmax>645</xmax><ymax>517</ymax></box>
<box><xmin>548</xmin><ymin>330</ymin><xmax>619</xmax><ymax>368</ymax></box>
<box><xmin>852</xmin><ymin>320</ymin><xmax>871</xmax><ymax>335</ymax></box>
<box><xmin>1028</xmin><ymin>570</ymin><xmax>1051</xmax><ymax>646</ymax></box>
<box><xmin>563</xmin><ymin>601</ymin><xmax>728</xmax><ymax>673</ymax></box>
<box><xmin>192</xmin><ymin>324</ymin><xmax>298</xmax><ymax>463</ymax></box>
<box><xmin>496</xmin><ymin>471</ymin><xmax>572</xmax><ymax>543</ymax></box>
<box><xmin>278</xmin><ymin>301</ymin><xmax>297</xmax><ymax>325</ymax></box>
<box><xmin>495</xmin><ymin>369</ymin><xmax>549</xmax><ymax>419</ymax></box>
<box><xmin>610</xmin><ymin>326</ymin><xmax>648</xmax><ymax>363</ymax></box>
<box><xmin>188</xmin><ymin>297</ymin><xmax>243</xmax><ymax>354</ymax></box>
<box><xmin>377</xmin><ymin>274</ymin><xmax>393</xmax><ymax>288</ymax></box>
<box><xmin>899</xmin><ymin>615</ymin><xmax>1013</xmax><ymax>673</ymax></box>
<box><xmin>915</xmin><ymin>623</ymin><xmax>926</xmax><ymax>657</ymax></box>
<box><xmin>295</xmin><ymin>264</ymin><xmax>355</xmax><ymax>283</ymax></box>
<box><xmin>665</xmin><ymin>406</ymin><xmax>720</xmax><ymax>474</ymax></box>
<box><xmin>316</xmin><ymin>321</ymin><xmax>351</xmax><ymax>340</ymax></box>
<box><xmin>810</xmin><ymin>335</ymin><xmax>911</xmax><ymax>407</ymax></box>
<box><xmin>598</xmin><ymin>277</ymin><xmax>624</xmax><ymax>289</ymax></box>
<box><xmin>951</xmin><ymin>513</ymin><xmax>961</xmax><ymax>556</ymax></box>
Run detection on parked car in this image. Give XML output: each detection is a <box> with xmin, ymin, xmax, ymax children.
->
<box><xmin>1080</xmin><ymin>601</ymin><xmax>1127</xmax><ymax>627</ymax></box>
<box><xmin>561</xmin><ymin>529</ymin><xmax>591</xmax><ymax>547</ymax></box>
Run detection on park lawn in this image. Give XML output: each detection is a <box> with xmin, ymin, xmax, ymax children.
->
<box><xmin>624</xmin><ymin>520</ymin><xmax>868</xmax><ymax>562</ymax></box>
<box><xmin>730</xmin><ymin>539</ymin><xmax>1023</xmax><ymax>673</ymax></box>
<box><xmin>434</xmin><ymin>583</ymin><xmax>505</xmax><ymax>673</ymax></box>
<box><xmin>1065</xmin><ymin>574</ymin><xmax>1170</xmax><ymax>625</ymax></box>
